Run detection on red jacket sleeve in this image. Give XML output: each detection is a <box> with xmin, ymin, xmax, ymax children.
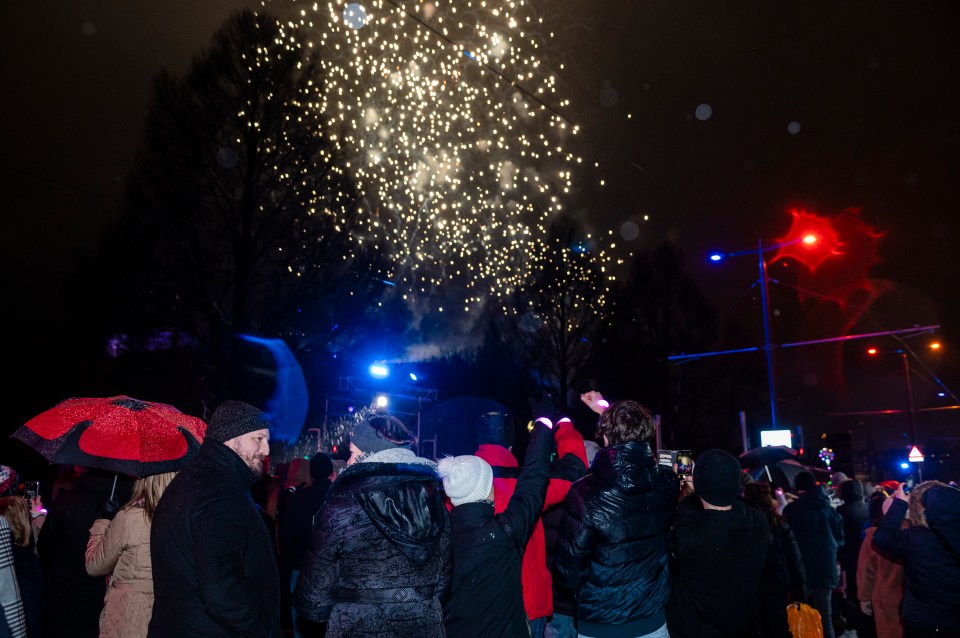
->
<box><xmin>543</xmin><ymin>420</ymin><xmax>588</xmax><ymax>508</ymax></box>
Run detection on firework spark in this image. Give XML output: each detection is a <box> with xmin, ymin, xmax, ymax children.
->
<box><xmin>265</xmin><ymin>0</ymin><xmax>615</xmax><ymax>312</ymax></box>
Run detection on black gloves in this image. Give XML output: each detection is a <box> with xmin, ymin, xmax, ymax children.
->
<box><xmin>94</xmin><ymin>496</ymin><xmax>121</xmax><ymax>521</ymax></box>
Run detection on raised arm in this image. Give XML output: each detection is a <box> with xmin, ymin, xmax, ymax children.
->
<box><xmin>872</xmin><ymin>487</ymin><xmax>909</xmax><ymax>559</ymax></box>
<box><xmin>499</xmin><ymin>420</ymin><xmax>555</xmax><ymax>547</ymax></box>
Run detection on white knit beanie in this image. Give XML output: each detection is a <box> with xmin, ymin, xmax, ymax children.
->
<box><xmin>438</xmin><ymin>455</ymin><xmax>494</xmax><ymax>507</ymax></box>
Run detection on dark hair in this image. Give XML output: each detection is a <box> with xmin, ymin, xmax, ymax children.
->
<box><xmin>743</xmin><ymin>482</ymin><xmax>781</xmax><ymax>528</ymax></box>
<box><xmin>368</xmin><ymin>415</ymin><xmax>418</xmax><ymax>448</ymax></box>
<box><xmin>838</xmin><ymin>479</ymin><xmax>865</xmax><ymax>502</ymax></box>
<box><xmin>867</xmin><ymin>491</ymin><xmax>887</xmax><ymax>523</ymax></box>
<box><xmin>598</xmin><ymin>400</ymin><xmax>656</xmax><ymax>446</ymax></box>
<box><xmin>309</xmin><ymin>453</ymin><xmax>334</xmax><ymax>481</ymax></box>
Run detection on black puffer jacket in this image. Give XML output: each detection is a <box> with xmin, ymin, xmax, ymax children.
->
<box><xmin>293</xmin><ymin>451</ymin><xmax>451</xmax><ymax>638</ymax></box>
<box><xmin>872</xmin><ymin>486</ymin><xmax>960</xmax><ymax>631</ymax></box>
<box><xmin>553</xmin><ymin>441</ymin><xmax>678</xmax><ymax>632</ymax></box>
<box><xmin>148</xmin><ymin>441</ymin><xmax>282</xmax><ymax>637</ymax></box>
<box><xmin>443</xmin><ymin>421</ymin><xmax>554</xmax><ymax>637</ymax></box>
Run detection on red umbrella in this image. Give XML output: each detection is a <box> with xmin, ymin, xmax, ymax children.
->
<box><xmin>13</xmin><ymin>395</ymin><xmax>207</xmax><ymax>477</ymax></box>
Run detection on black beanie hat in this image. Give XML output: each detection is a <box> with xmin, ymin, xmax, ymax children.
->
<box><xmin>206</xmin><ymin>401</ymin><xmax>271</xmax><ymax>443</ymax></box>
<box><xmin>309</xmin><ymin>453</ymin><xmax>334</xmax><ymax>481</ymax></box>
<box><xmin>476</xmin><ymin>411</ymin><xmax>513</xmax><ymax>448</ymax></box>
<box><xmin>794</xmin><ymin>471</ymin><xmax>818</xmax><ymax>492</ymax></box>
<box><xmin>693</xmin><ymin>449</ymin><xmax>742</xmax><ymax>507</ymax></box>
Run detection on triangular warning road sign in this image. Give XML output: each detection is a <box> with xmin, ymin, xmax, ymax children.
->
<box><xmin>908</xmin><ymin>445</ymin><xmax>924</xmax><ymax>463</ymax></box>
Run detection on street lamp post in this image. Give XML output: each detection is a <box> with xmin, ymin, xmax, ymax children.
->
<box><xmin>865</xmin><ymin>342</ymin><xmax>948</xmax><ymax>481</ymax></box>
<box><xmin>901</xmin><ymin>351</ymin><xmax>918</xmax><ymax>448</ymax></box>
<box><xmin>707</xmin><ymin>235</ymin><xmax>816</xmax><ymax>430</ymax></box>
<box><xmin>757</xmin><ymin>238</ymin><xmax>779</xmax><ymax>430</ymax></box>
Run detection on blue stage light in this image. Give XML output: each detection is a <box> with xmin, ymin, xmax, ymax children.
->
<box><xmin>369</xmin><ymin>363</ymin><xmax>389</xmax><ymax>378</ymax></box>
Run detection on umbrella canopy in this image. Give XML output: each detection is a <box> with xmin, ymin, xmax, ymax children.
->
<box><xmin>13</xmin><ymin>395</ymin><xmax>207</xmax><ymax>476</ymax></box>
<box><xmin>753</xmin><ymin>459</ymin><xmax>833</xmax><ymax>491</ymax></box>
<box><xmin>738</xmin><ymin>445</ymin><xmax>798</xmax><ymax>469</ymax></box>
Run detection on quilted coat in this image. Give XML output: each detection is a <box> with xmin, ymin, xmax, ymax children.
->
<box><xmin>85</xmin><ymin>503</ymin><xmax>154</xmax><ymax>638</ymax></box>
<box><xmin>553</xmin><ymin>441</ymin><xmax>679</xmax><ymax>636</ymax></box>
<box><xmin>293</xmin><ymin>449</ymin><xmax>452</xmax><ymax>638</ymax></box>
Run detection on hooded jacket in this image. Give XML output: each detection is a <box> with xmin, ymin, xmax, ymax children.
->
<box><xmin>872</xmin><ymin>486</ymin><xmax>960</xmax><ymax>631</ymax></box>
<box><xmin>782</xmin><ymin>486</ymin><xmax>844</xmax><ymax>589</ymax></box>
<box><xmin>443</xmin><ymin>421</ymin><xmax>554</xmax><ymax>637</ymax></box>
<box><xmin>293</xmin><ymin>449</ymin><xmax>452</xmax><ymax>638</ymax></box>
<box><xmin>553</xmin><ymin>441</ymin><xmax>678</xmax><ymax>637</ymax></box>
<box><xmin>474</xmin><ymin>418</ymin><xmax>587</xmax><ymax>621</ymax></box>
<box><xmin>148</xmin><ymin>441</ymin><xmax>281</xmax><ymax>637</ymax></box>
<box><xmin>667</xmin><ymin>496</ymin><xmax>771</xmax><ymax>638</ymax></box>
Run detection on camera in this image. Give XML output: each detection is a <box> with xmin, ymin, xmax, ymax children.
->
<box><xmin>658</xmin><ymin>450</ymin><xmax>694</xmax><ymax>477</ymax></box>
<box><xmin>24</xmin><ymin>481</ymin><xmax>39</xmax><ymax>500</ymax></box>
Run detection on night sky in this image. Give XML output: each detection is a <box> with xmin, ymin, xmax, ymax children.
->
<box><xmin>3</xmin><ymin>2</ymin><xmax>960</xmax><ymax>461</ymax></box>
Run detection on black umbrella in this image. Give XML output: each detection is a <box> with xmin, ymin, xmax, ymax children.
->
<box><xmin>738</xmin><ymin>445</ymin><xmax>798</xmax><ymax>469</ymax></box>
<box><xmin>755</xmin><ymin>459</ymin><xmax>833</xmax><ymax>491</ymax></box>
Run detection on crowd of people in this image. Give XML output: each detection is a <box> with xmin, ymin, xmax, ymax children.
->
<box><xmin>1</xmin><ymin>394</ymin><xmax>959</xmax><ymax>638</ymax></box>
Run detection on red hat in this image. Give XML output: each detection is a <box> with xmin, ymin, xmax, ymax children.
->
<box><xmin>880</xmin><ymin>480</ymin><xmax>901</xmax><ymax>493</ymax></box>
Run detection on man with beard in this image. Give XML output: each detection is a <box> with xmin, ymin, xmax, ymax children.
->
<box><xmin>148</xmin><ymin>401</ymin><xmax>282</xmax><ymax>637</ymax></box>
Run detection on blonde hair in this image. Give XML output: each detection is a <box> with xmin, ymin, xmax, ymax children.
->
<box><xmin>907</xmin><ymin>480</ymin><xmax>948</xmax><ymax>527</ymax></box>
<box><xmin>0</xmin><ymin>497</ymin><xmax>31</xmax><ymax>547</ymax></box>
<box><xmin>126</xmin><ymin>472</ymin><xmax>176</xmax><ymax>523</ymax></box>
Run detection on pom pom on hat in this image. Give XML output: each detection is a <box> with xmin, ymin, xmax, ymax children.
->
<box><xmin>692</xmin><ymin>449</ymin><xmax>743</xmax><ymax>507</ymax></box>
<box><xmin>438</xmin><ymin>455</ymin><xmax>494</xmax><ymax>507</ymax></box>
<box><xmin>206</xmin><ymin>401</ymin><xmax>271</xmax><ymax>443</ymax></box>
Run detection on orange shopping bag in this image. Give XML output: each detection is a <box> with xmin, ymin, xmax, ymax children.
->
<box><xmin>787</xmin><ymin>602</ymin><xmax>823</xmax><ymax>638</ymax></box>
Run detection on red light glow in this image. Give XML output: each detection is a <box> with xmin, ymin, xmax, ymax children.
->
<box><xmin>867</xmin><ymin>347</ymin><xmax>878</xmax><ymax>355</ymax></box>
<box><xmin>772</xmin><ymin>209</ymin><xmax>843</xmax><ymax>273</ymax></box>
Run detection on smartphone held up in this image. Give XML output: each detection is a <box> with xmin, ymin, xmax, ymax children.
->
<box><xmin>24</xmin><ymin>481</ymin><xmax>39</xmax><ymax>500</ymax></box>
<box><xmin>903</xmin><ymin>474</ymin><xmax>917</xmax><ymax>494</ymax></box>
<box><xmin>658</xmin><ymin>450</ymin><xmax>693</xmax><ymax>477</ymax></box>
